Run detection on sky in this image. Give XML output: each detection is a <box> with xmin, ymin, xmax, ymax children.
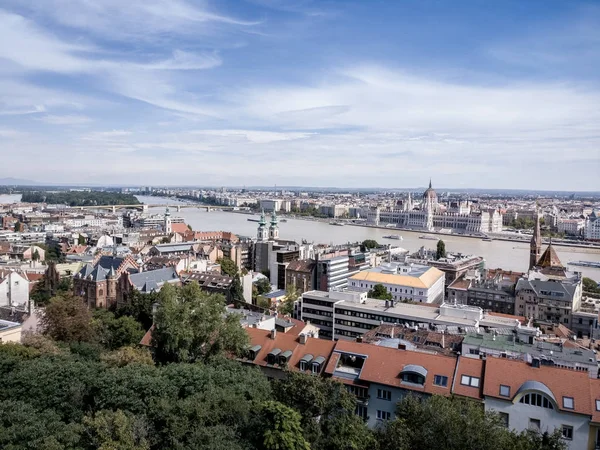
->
<box><xmin>0</xmin><ymin>0</ymin><xmax>599</xmax><ymax>190</ymax></box>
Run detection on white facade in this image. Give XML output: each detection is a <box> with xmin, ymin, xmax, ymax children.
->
<box><xmin>557</xmin><ymin>219</ymin><xmax>585</xmax><ymax>236</ymax></box>
<box><xmin>0</xmin><ymin>271</ymin><xmax>30</xmax><ymax>309</ymax></box>
<box><xmin>347</xmin><ymin>263</ymin><xmax>445</xmax><ymax>304</ymax></box>
<box><xmin>585</xmin><ymin>215</ymin><xmax>600</xmax><ymax>240</ymax></box>
<box><xmin>485</xmin><ymin>394</ymin><xmax>588</xmax><ymax>450</ymax></box>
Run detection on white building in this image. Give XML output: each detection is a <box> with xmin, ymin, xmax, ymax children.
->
<box><xmin>365</xmin><ymin>181</ymin><xmax>502</xmax><ymax>234</ymax></box>
<box><xmin>0</xmin><ymin>270</ymin><xmax>30</xmax><ymax>310</ymax></box>
<box><xmin>297</xmin><ymin>290</ymin><xmax>522</xmax><ymax>341</ymax></box>
<box><xmin>557</xmin><ymin>218</ymin><xmax>585</xmax><ymax>236</ymax></box>
<box><xmin>347</xmin><ymin>262</ymin><xmax>445</xmax><ymax>304</ymax></box>
<box><xmin>585</xmin><ymin>211</ymin><xmax>600</xmax><ymax>240</ymax></box>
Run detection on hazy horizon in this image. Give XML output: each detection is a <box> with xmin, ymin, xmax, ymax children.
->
<box><xmin>1</xmin><ymin>1</ymin><xmax>599</xmax><ymax>189</ymax></box>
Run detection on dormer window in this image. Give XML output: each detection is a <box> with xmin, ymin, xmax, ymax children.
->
<box><xmin>267</xmin><ymin>348</ymin><xmax>281</xmax><ymax>365</ymax></box>
<box><xmin>299</xmin><ymin>354</ymin><xmax>313</xmax><ymax>371</ymax></box>
<box><xmin>312</xmin><ymin>356</ymin><xmax>326</xmax><ymax>375</ymax></box>
<box><xmin>247</xmin><ymin>345</ymin><xmax>261</xmax><ymax>360</ymax></box>
<box><xmin>278</xmin><ymin>350</ymin><xmax>292</xmax><ymax>366</ymax></box>
<box><xmin>400</xmin><ymin>364</ymin><xmax>427</xmax><ymax>386</ymax></box>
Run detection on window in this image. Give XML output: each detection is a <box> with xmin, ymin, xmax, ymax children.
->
<box><xmin>433</xmin><ymin>375</ymin><xmax>448</xmax><ymax>387</ymax></box>
<box><xmin>519</xmin><ymin>393</ymin><xmax>554</xmax><ymax>409</ymax></box>
<box><xmin>596</xmin><ymin>399</ymin><xmax>600</xmax><ymax>411</ymax></box>
<box><xmin>377</xmin><ymin>389</ymin><xmax>392</xmax><ymax>401</ymax></box>
<box><xmin>561</xmin><ymin>425</ymin><xmax>573</xmax><ymax>440</ymax></box>
<box><xmin>498</xmin><ymin>412</ymin><xmax>509</xmax><ymax>428</ymax></box>
<box><xmin>562</xmin><ymin>397</ymin><xmax>574</xmax><ymax>410</ymax></box>
<box><xmin>300</xmin><ymin>361</ymin><xmax>307</xmax><ymax>371</ymax></box>
<box><xmin>499</xmin><ymin>385</ymin><xmax>511</xmax><ymax>397</ymax></box>
<box><xmin>376</xmin><ymin>410</ymin><xmax>391</xmax><ymax>421</ymax></box>
<box><xmin>529</xmin><ymin>418</ymin><xmax>541</xmax><ymax>431</ymax></box>
<box><xmin>401</xmin><ymin>372</ymin><xmax>425</xmax><ymax>385</ymax></box>
<box><xmin>460</xmin><ymin>375</ymin><xmax>480</xmax><ymax>388</ymax></box>
<box><xmin>355</xmin><ymin>405</ymin><xmax>367</xmax><ymax>420</ymax></box>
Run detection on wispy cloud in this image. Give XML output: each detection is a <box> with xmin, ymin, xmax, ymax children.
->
<box><xmin>39</xmin><ymin>114</ymin><xmax>92</xmax><ymax>125</ymax></box>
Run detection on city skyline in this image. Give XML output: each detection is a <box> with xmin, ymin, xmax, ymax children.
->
<box><xmin>1</xmin><ymin>0</ymin><xmax>599</xmax><ymax>189</ymax></box>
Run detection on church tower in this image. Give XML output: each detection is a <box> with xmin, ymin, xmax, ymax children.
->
<box><xmin>529</xmin><ymin>207</ymin><xmax>541</xmax><ymax>270</ymax></box>
<box><xmin>257</xmin><ymin>210</ymin><xmax>268</xmax><ymax>241</ymax></box>
<box><xmin>422</xmin><ymin>179</ymin><xmax>436</xmax><ymax>232</ymax></box>
<box><xmin>269</xmin><ymin>210</ymin><xmax>279</xmax><ymax>240</ymax></box>
<box><xmin>164</xmin><ymin>207</ymin><xmax>172</xmax><ymax>234</ymax></box>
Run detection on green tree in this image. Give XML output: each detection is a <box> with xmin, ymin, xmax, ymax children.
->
<box><xmin>279</xmin><ymin>282</ymin><xmax>299</xmax><ymax>316</ymax></box>
<box><xmin>583</xmin><ymin>277</ymin><xmax>600</xmax><ymax>294</ymax></box>
<box><xmin>255</xmin><ymin>401</ymin><xmax>310</xmax><ymax>450</ymax></box>
<box><xmin>93</xmin><ymin>310</ymin><xmax>145</xmax><ymax>350</ymax></box>
<box><xmin>78</xmin><ymin>234</ymin><xmax>86</xmax><ymax>245</ymax></box>
<box><xmin>0</xmin><ymin>400</ymin><xmax>83</xmax><ymax>450</ymax></box>
<box><xmin>315</xmin><ymin>413</ymin><xmax>375</xmax><ymax>450</ymax></box>
<box><xmin>255</xmin><ymin>277</ymin><xmax>272</xmax><ymax>296</ymax></box>
<box><xmin>41</xmin><ymin>293</ymin><xmax>96</xmax><ymax>344</ymax></box>
<box><xmin>368</xmin><ymin>283</ymin><xmax>392</xmax><ymax>300</ymax></box>
<box><xmin>361</xmin><ymin>239</ymin><xmax>379</xmax><ymax>251</ymax></box>
<box><xmin>100</xmin><ymin>346</ymin><xmax>154</xmax><ymax>368</ymax></box>
<box><xmin>436</xmin><ymin>239</ymin><xmax>446</xmax><ymax>260</ymax></box>
<box><xmin>115</xmin><ymin>290</ymin><xmax>159</xmax><ymax>331</ymax></box>
<box><xmin>13</xmin><ymin>221</ymin><xmax>21</xmax><ymax>232</ymax></box>
<box><xmin>152</xmin><ymin>283</ymin><xmax>249</xmax><ymax>363</ymax></box>
<box><xmin>32</xmin><ymin>249</ymin><xmax>40</xmax><ymax>261</ymax></box>
<box><xmin>82</xmin><ymin>409</ymin><xmax>150</xmax><ymax>450</ymax></box>
<box><xmin>230</xmin><ymin>275</ymin><xmax>245</xmax><ymax>303</ymax></box>
<box><xmin>384</xmin><ymin>395</ymin><xmax>567</xmax><ymax>450</ymax></box>
<box><xmin>219</xmin><ymin>257</ymin><xmax>238</xmax><ymax>277</ymax></box>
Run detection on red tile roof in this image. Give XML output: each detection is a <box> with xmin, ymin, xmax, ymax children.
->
<box><xmin>452</xmin><ymin>356</ymin><xmax>484</xmax><ymax>400</ymax></box>
<box><xmin>171</xmin><ymin>223</ymin><xmax>190</xmax><ymax>234</ymax></box>
<box><xmin>483</xmin><ymin>357</ymin><xmax>592</xmax><ymax>416</ymax></box>
<box><xmin>590</xmin><ymin>379</ymin><xmax>600</xmax><ymax>423</ymax></box>
<box><xmin>327</xmin><ymin>340</ymin><xmax>460</xmax><ymax>397</ymax></box>
<box><xmin>244</xmin><ymin>328</ymin><xmax>335</xmax><ymax>374</ymax></box>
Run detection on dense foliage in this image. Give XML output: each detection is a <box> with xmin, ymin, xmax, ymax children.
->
<box><xmin>583</xmin><ymin>277</ymin><xmax>600</xmax><ymax>294</ymax></box>
<box><xmin>436</xmin><ymin>239</ymin><xmax>447</xmax><ymax>260</ymax></box>
<box><xmin>361</xmin><ymin>239</ymin><xmax>380</xmax><ymax>251</ymax></box>
<box><xmin>22</xmin><ymin>190</ymin><xmax>141</xmax><ymax>206</ymax></box>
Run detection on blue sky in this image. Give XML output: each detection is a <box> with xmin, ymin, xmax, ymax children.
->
<box><xmin>0</xmin><ymin>0</ymin><xmax>599</xmax><ymax>189</ymax></box>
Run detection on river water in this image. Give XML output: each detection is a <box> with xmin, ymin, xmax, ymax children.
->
<box><xmin>134</xmin><ymin>196</ymin><xmax>600</xmax><ymax>281</ymax></box>
<box><xmin>2</xmin><ymin>194</ymin><xmax>598</xmax><ymax>280</ymax></box>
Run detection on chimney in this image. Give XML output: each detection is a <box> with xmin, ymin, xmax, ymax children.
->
<box><xmin>271</xmin><ymin>328</ymin><xmax>277</xmax><ymax>340</ymax></box>
<box><xmin>356</xmin><ymin>336</ymin><xmax>363</xmax><ymax>343</ymax></box>
<box><xmin>442</xmin><ymin>333</ymin><xmax>445</xmax><ymax>348</ymax></box>
<box><xmin>299</xmin><ymin>333</ymin><xmax>307</xmax><ymax>344</ymax></box>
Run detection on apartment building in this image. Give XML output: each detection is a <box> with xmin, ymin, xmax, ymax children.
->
<box><xmin>347</xmin><ymin>262</ymin><xmax>445</xmax><ymax>304</ymax></box>
<box><xmin>297</xmin><ymin>290</ymin><xmax>523</xmax><ymax>341</ymax></box>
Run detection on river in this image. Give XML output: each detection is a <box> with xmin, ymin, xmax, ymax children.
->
<box><xmin>134</xmin><ymin>196</ymin><xmax>600</xmax><ymax>281</ymax></box>
<box><xmin>2</xmin><ymin>193</ymin><xmax>598</xmax><ymax>280</ymax></box>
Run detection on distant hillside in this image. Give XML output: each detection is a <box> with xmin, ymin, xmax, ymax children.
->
<box><xmin>0</xmin><ymin>177</ymin><xmax>40</xmax><ymax>186</ymax></box>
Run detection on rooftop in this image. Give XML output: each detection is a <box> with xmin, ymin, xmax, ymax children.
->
<box><xmin>350</xmin><ymin>263</ymin><xmax>445</xmax><ymax>289</ymax></box>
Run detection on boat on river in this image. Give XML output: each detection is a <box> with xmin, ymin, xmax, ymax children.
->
<box><xmin>247</xmin><ymin>218</ymin><xmax>260</xmax><ymax>223</ymax></box>
<box><xmin>482</xmin><ymin>237</ymin><xmax>493</xmax><ymax>242</ymax></box>
<box><xmin>383</xmin><ymin>235</ymin><xmax>403</xmax><ymax>241</ymax></box>
<box><xmin>419</xmin><ymin>235</ymin><xmax>439</xmax><ymax>241</ymax></box>
<box><xmin>568</xmin><ymin>261</ymin><xmax>600</xmax><ymax>268</ymax></box>
<box><xmin>330</xmin><ymin>222</ymin><xmax>345</xmax><ymax>226</ymax></box>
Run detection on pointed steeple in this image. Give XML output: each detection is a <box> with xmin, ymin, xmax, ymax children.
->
<box><xmin>537</xmin><ymin>238</ymin><xmax>563</xmax><ymax>269</ymax></box>
<box><xmin>259</xmin><ymin>209</ymin><xmax>266</xmax><ymax>226</ymax></box>
<box><xmin>165</xmin><ymin>206</ymin><xmax>170</xmax><ymax>217</ymax></box>
<box><xmin>429</xmin><ymin>178</ymin><xmax>432</xmax><ymax>189</ymax></box>
<box><xmin>529</xmin><ymin>205</ymin><xmax>542</xmax><ymax>270</ymax></box>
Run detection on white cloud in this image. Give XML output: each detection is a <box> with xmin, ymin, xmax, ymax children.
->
<box><xmin>39</xmin><ymin>114</ymin><xmax>92</xmax><ymax>125</ymax></box>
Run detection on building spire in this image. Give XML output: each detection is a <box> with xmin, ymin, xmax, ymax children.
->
<box><xmin>429</xmin><ymin>178</ymin><xmax>432</xmax><ymax>189</ymax></box>
<box><xmin>529</xmin><ymin>205</ymin><xmax>542</xmax><ymax>270</ymax></box>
